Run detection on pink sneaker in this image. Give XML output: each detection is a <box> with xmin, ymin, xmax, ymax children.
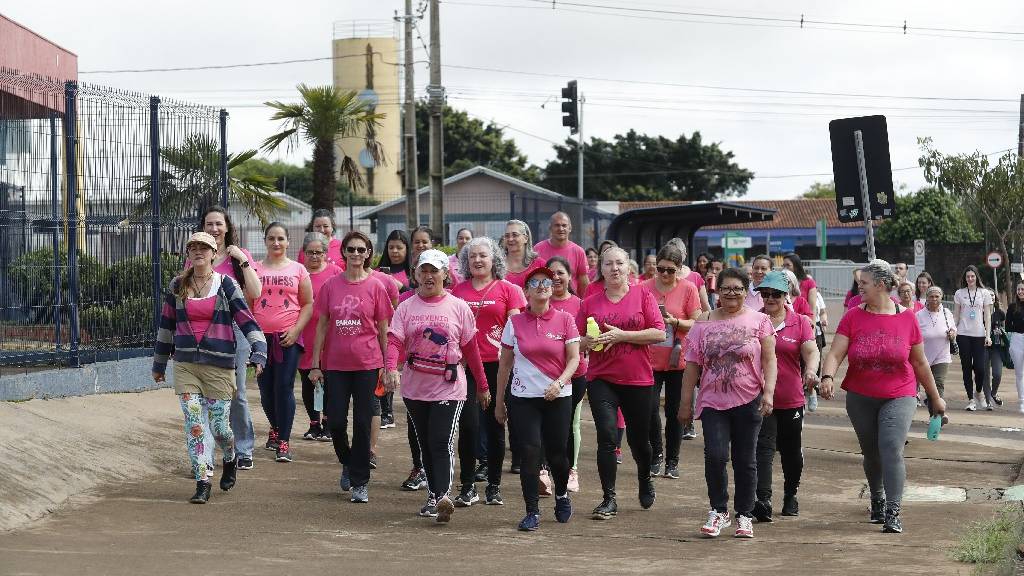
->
<box><xmin>539</xmin><ymin>469</ymin><xmax>553</xmax><ymax>497</ymax></box>
<box><xmin>734</xmin><ymin>515</ymin><xmax>754</xmax><ymax>538</ymax></box>
<box><xmin>700</xmin><ymin>509</ymin><xmax>731</xmax><ymax>537</ymax></box>
<box><xmin>567</xmin><ymin>468</ymin><xmax>580</xmax><ymax>493</ymax></box>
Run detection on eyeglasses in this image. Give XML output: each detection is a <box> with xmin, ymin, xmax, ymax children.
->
<box><xmin>304</xmin><ymin>250</ymin><xmax>325</xmax><ymax>257</ymax></box>
<box><xmin>656</xmin><ymin>266</ymin><xmax>678</xmax><ymax>275</ymax></box>
<box><xmin>345</xmin><ymin>246</ymin><xmax>368</xmax><ymax>254</ymax></box>
<box><xmin>719</xmin><ymin>286</ymin><xmax>745</xmax><ymax>295</ymax></box>
<box><xmin>761</xmin><ymin>290</ymin><xmax>786</xmax><ymax>299</ymax></box>
<box><xmin>526</xmin><ymin>278</ymin><xmax>553</xmax><ymax>289</ymax></box>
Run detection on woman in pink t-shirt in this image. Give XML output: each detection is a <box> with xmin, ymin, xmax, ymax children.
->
<box><xmin>664</xmin><ymin>238</ymin><xmax>711</xmax><ymax>313</ymax></box>
<box><xmin>586</xmin><ymin>247</ymin><xmax>599</xmax><ymax>282</ymax></box>
<box><xmin>752</xmin><ymin>271</ymin><xmax>819</xmax><ymax>522</ymax></box>
<box><xmin>296</xmin><ymin>209</ymin><xmax>346</xmax><ymax>270</ymax></box>
<box><xmin>680</xmin><ymin>267</ymin><xmax>776</xmax><ymax>539</ymax></box>
<box><xmin>495</xmin><ymin>266</ymin><xmax>581</xmax><ymax>531</ymax></box>
<box><xmin>297</xmin><ymin>232</ymin><xmax>342</xmax><ymax>442</ymax></box>
<box><xmin>378</xmin><ymin>229</ymin><xmax>411</xmax><ymax>291</ymax></box>
<box><xmin>577</xmin><ymin>247</ymin><xmax>666</xmax><ymax>520</ymax></box>
<box><xmin>383</xmin><ymin>249</ymin><xmax>489</xmax><ymax>523</ymax></box>
<box><xmin>253</xmin><ymin>222</ymin><xmax>313</xmax><ymax>463</ymax></box>
<box><xmin>644</xmin><ymin>243</ymin><xmax>702</xmax><ymax>480</ymax></box>
<box><xmin>821</xmin><ymin>259</ymin><xmax>946</xmax><ymax>534</ymax></box>
<box><xmin>897</xmin><ymin>282</ymin><xmax>924</xmax><ymax>313</ymax></box>
<box><xmin>783</xmin><ymin>253</ymin><xmax>818</xmax><ymax>320</ymax></box>
<box><xmin>308</xmin><ymin>232</ymin><xmax>393</xmax><ymax>502</ymax></box>
<box><xmin>547</xmin><ymin>256</ymin><xmax>587</xmax><ymax>492</ymax></box>
<box><xmin>451</xmin><ymin>236</ymin><xmax>528</xmax><ymax>506</ymax></box>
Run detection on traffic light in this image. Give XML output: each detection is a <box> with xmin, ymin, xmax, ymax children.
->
<box><xmin>561</xmin><ymin>80</ymin><xmax>578</xmax><ymax>134</ymax></box>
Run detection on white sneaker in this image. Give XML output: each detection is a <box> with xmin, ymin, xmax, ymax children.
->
<box><xmin>966</xmin><ymin>399</ymin><xmax>977</xmax><ymax>411</ymax></box>
<box><xmin>567</xmin><ymin>468</ymin><xmax>580</xmax><ymax>493</ymax></box>
<box><xmin>735</xmin><ymin>515</ymin><xmax>754</xmax><ymax>538</ymax></box>
<box><xmin>979</xmin><ymin>397</ymin><xmax>989</xmax><ymax>410</ymax></box>
<box><xmin>700</xmin><ymin>509</ymin><xmax>731</xmax><ymax>537</ymax></box>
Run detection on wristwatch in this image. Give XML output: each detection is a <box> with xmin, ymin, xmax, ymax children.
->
<box><xmin>240</xmin><ymin>260</ymin><xmax>250</xmax><ymax>268</ymax></box>
<box><xmin>556</xmin><ymin>380</ymin><xmax>565</xmax><ymax>390</ymax></box>
<box><xmin>821</xmin><ymin>375</ymin><xmax>834</xmax><ymax>381</ymax></box>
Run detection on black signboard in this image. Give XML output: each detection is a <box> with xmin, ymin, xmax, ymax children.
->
<box><xmin>828</xmin><ymin>115</ymin><xmax>896</xmax><ymax>223</ymax></box>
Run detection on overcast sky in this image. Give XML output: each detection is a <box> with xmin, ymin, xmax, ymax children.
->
<box><xmin>7</xmin><ymin>0</ymin><xmax>1023</xmax><ymax>200</ymax></box>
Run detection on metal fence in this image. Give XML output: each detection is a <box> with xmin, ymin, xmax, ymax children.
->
<box><xmin>0</xmin><ymin>68</ymin><xmax>228</xmax><ymax>373</ymax></box>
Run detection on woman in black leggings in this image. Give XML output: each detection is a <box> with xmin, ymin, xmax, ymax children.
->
<box><xmin>953</xmin><ymin>265</ymin><xmax>994</xmax><ymax>411</ymax></box>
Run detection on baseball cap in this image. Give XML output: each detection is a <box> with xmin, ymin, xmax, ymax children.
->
<box><xmin>186</xmin><ymin>232</ymin><xmax>218</xmax><ymax>252</ymax></box>
<box><xmin>416</xmin><ymin>249</ymin><xmax>449</xmax><ymax>271</ymax></box>
<box><xmin>523</xmin><ymin>266</ymin><xmax>555</xmax><ymax>289</ymax></box>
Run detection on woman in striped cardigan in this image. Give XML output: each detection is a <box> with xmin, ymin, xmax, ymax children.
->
<box><xmin>153</xmin><ymin>232</ymin><xmax>268</xmax><ymax>504</ymax></box>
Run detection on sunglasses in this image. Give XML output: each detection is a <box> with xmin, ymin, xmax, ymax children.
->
<box><xmin>304</xmin><ymin>250</ymin><xmax>325</xmax><ymax>257</ymax></box>
<box><xmin>761</xmin><ymin>290</ymin><xmax>786</xmax><ymax>299</ymax></box>
<box><xmin>719</xmin><ymin>286</ymin><xmax>745</xmax><ymax>295</ymax></box>
<box><xmin>345</xmin><ymin>246</ymin><xmax>368</xmax><ymax>254</ymax></box>
<box><xmin>526</xmin><ymin>278</ymin><xmax>553</xmax><ymax>289</ymax></box>
<box><xmin>656</xmin><ymin>266</ymin><xmax>678</xmax><ymax>275</ymax></box>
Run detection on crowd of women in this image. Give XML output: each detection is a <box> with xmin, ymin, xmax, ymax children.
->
<box><xmin>154</xmin><ymin>207</ymin><xmax>955</xmax><ymax>538</ymax></box>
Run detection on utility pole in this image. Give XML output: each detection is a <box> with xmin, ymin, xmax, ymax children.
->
<box><xmin>1018</xmin><ymin>94</ymin><xmax>1023</xmax><ymax>159</ymax></box>
<box><xmin>364</xmin><ymin>43</ymin><xmax>376</xmax><ymax>199</ymax></box>
<box><xmin>575</xmin><ymin>94</ymin><xmax>585</xmax><ymax>246</ymax></box>
<box><xmin>428</xmin><ymin>0</ymin><xmax>445</xmax><ymax>242</ymax></box>
<box><xmin>402</xmin><ymin>0</ymin><xmax>420</xmax><ymax>230</ymax></box>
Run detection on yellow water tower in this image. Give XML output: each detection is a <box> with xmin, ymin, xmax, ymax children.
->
<box><xmin>333</xmin><ymin>20</ymin><xmax>402</xmax><ymax>202</ymax></box>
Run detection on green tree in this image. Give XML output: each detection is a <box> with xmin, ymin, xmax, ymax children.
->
<box><xmin>262</xmin><ymin>85</ymin><xmax>384</xmax><ymax>211</ymax></box>
<box><xmin>876</xmin><ymin>186</ymin><xmax>982</xmax><ymax>245</ymax></box>
<box><xmin>919</xmin><ymin>137</ymin><xmax>1024</xmax><ymax>297</ymax></box>
<box><xmin>415</xmin><ymin>101</ymin><xmax>540</xmax><ymax>184</ymax></box>
<box><xmin>541</xmin><ymin>129</ymin><xmax>752</xmax><ymax>201</ymax></box>
<box><xmin>800</xmin><ymin>181</ymin><xmax>836</xmax><ymax>199</ymax></box>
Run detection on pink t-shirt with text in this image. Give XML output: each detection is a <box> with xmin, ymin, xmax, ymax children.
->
<box><xmin>685</xmin><ymin>309</ymin><xmax>774</xmax><ymax>418</ymax></box>
<box><xmin>534</xmin><ymin>239</ymin><xmax>589</xmax><ymax>291</ymax></box>
<box><xmin>451</xmin><ymin>279</ymin><xmax>528</xmax><ymax>363</ymax></box>
<box><xmin>501</xmin><ymin>307</ymin><xmax>580</xmax><ymax>398</ymax></box>
<box><xmin>577</xmin><ymin>285</ymin><xmax>665</xmax><ymax>386</ymax></box>
<box><xmin>550</xmin><ymin>295</ymin><xmax>587</xmax><ymax>378</ymax></box>
<box><xmin>389</xmin><ymin>293</ymin><xmax>478</xmax><ymax>401</ymax></box>
<box><xmin>837</xmin><ymin>306</ymin><xmax>922</xmax><ymax>399</ymax></box>
<box><xmin>644</xmin><ymin>278</ymin><xmax>701</xmax><ymax>371</ymax></box>
<box><xmin>314</xmin><ymin>274</ymin><xmax>394</xmax><ymax>371</ymax></box>
<box><xmin>768</xmin><ymin>308</ymin><xmax>815</xmax><ymax>409</ymax></box>
<box><xmin>299</xmin><ymin>263</ymin><xmax>342</xmax><ymax>369</ymax></box>
<box><xmin>253</xmin><ymin>260</ymin><xmax>309</xmax><ymax>335</ymax></box>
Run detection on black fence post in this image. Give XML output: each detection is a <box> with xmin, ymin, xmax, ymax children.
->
<box><xmin>219</xmin><ymin>109</ymin><xmax>229</xmax><ymax>207</ymax></box>
<box><xmin>510</xmin><ymin>192</ymin><xmax>516</xmax><ymax>220</ymax></box>
<box><xmin>50</xmin><ymin>112</ymin><xmax>62</xmax><ymax>349</ymax></box>
<box><xmin>64</xmin><ymin>81</ymin><xmax>80</xmax><ymax>367</ymax></box>
<box><xmin>150</xmin><ymin>96</ymin><xmax>162</xmax><ymax>336</ymax></box>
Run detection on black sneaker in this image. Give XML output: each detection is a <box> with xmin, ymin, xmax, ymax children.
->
<box><xmin>236</xmin><ymin>456</ymin><xmax>254</xmax><ymax>470</ymax></box>
<box><xmin>870</xmin><ymin>498</ymin><xmax>886</xmax><ymax>524</ymax></box>
<box><xmin>303</xmin><ymin>422</ymin><xmax>321</xmax><ymax>440</ymax></box>
<box><xmin>419</xmin><ymin>494</ymin><xmax>438</xmax><ymax>517</ymax></box>
<box><xmin>190</xmin><ymin>481</ymin><xmax>212</xmax><ymax>504</ymax></box>
<box><xmin>639</xmin><ymin>477</ymin><xmax>656</xmax><ymax>509</ymax></box>
<box><xmin>474</xmin><ymin>461</ymin><xmax>488</xmax><ymax>482</ymax></box>
<box><xmin>275</xmin><ymin>441</ymin><xmax>292</xmax><ymax>463</ymax></box>
<box><xmin>650</xmin><ymin>453</ymin><xmax>664</xmax><ymax>476</ymax></box>
<box><xmin>485</xmin><ymin>484</ymin><xmax>504</xmax><ymax>505</ymax></box>
<box><xmin>752</xmin><ymin>499</ymin><xmax>773</xmax><ymax>523</ymax></box>
<box><xmin>454</xmin><ymin>483</ymin><xmax>479</xmax><ymax>507</ymax></box>
<box><xmin>994</xmin><ymin>395</ymin><xmax>1004</xmax><ymax>406</ymax></box>
<box><xmin>219</xmin><ymin>458</ymin><xmax>237</xmax><ymax>491</ymax></box>
<box><xmin>592</xmin><ymin>496</ymin><xmax>617</xmax><ymax>520</ymax></box>
<box><xmin>663</xmin><ymin>460</ymin><xmax>679</xmax><ymax>479</ymax></box>
<box><xmin>781</xmin><ymin>494</ymin><xmax>799</xmax><ymax>517</ymax></box>
<box><xmin>264</xmin><ymin>429</ymin><xmax>280</xmax><ymax>451</ymax></box>
<box><xmin>401</xmin><ymin>468</ymin><xmax>427</xmax><ymax>491</ymax></box>
<box><xmin>882</xmin><ymin>502</ymin><xmax>903</xmax><ymax>533</ymax></box>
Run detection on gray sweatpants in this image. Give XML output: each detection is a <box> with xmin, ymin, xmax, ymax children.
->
<box><xmin>845</xmin><ymin>391</ymin><xmax>916</xmax><ymax>504</ymax></box>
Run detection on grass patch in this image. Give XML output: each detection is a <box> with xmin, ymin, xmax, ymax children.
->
<box><xmin>952</xmin><ymin>504</ymin><xmax>1024</xmax><ymax>574</ymax></box>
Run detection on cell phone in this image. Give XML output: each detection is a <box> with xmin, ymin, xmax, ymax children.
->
<box><xmin>659</xmin><ymin>304</ymin><xmax>667</xmax><ymax>316</ymax></box>
<box><xmin>379</xmin><ymin>265</ymin><xmax>391</xmax><ymax>274</ymax></box>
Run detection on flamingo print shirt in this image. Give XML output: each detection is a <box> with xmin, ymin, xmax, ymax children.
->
<box><xmin>685</xmin><ymin>309</ymin><xmax>773</xmax><ymax>418</ymax></box>
<box><xmin>314</xmin><ymin>274</ymin><xmax>394</xmax><ymax>371</ymax></box>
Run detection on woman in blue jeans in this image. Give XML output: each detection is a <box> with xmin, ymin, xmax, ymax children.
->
<box><xmin>680</xmin><ymin>267</ymin><xmax>777</xmax><ymax>540</ymax></box>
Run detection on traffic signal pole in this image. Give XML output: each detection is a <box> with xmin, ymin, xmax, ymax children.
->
<box><xmin>576</xmin><ymin>94</ymin><xmax>585</xmax><ymax>246</ymax></box>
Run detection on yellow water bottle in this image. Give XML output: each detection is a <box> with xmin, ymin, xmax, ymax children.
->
<box><xmin>587</xmin><ymin>317</ymin><xmax>604</xmax><ymax>352</ymax></box>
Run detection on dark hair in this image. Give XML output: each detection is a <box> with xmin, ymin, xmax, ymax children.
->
<box><xmin>586</xmin><ymin>247</ymin><xmax>599</xmax><ymax>257</ymax></box>
<box><xmin>408</xmin><ymin>226</ymin><xmax>437</xmax><ymax>289</ymax></box>
<box><xmin>342</xmin><ymin>231</ymin><xmax>374</xmax><ymax>271</ymax></box>
<box><xmin>751</xmin><ymin>254</ymin><xmax>772</xmax><ymax>267</ymax></box>
<box><xmin>784</xmin><ymin>253</ymin><xmax>808</xmax><ymax>280</ymax></box>
<box><xmin>263</xmin><ymin>221</ymin><xmax>288</xmax><ymax>238</ymax></box>
<box><xmin>198</xmin><ymin>205</ymin><xmax>245</xmax><ymax>289</ymax></box>
<box><xmin>545</xmin><ymin>255</ymin><xmax>575</xmax><ymax>296</ymax></box>
<box><xmin>914</xmin><ymin>271</ymin><xmax>934</xmax><ymax>300</ymax></box>
<box><xmin>380</xmin><ymin>229</ymin><xmax>410</xmax><ymax>276</ymax></box>
<box><xmin>306</xmin><ymin>208</ymin><xmax>337</xmax><ymax>235</ymax></box>
<box><xmin>656</xmin><ymin>244</ymin><xmax>684</xmax><ymax>268</ymax></box>
<box><xmin>455</xmin><ymin>227</ymin><xmax>472</xmax><ymax>239</ymax></box>
<box><xmin>695</xmin><ymin>253</ymin><xmax>711</xmax><ymax>274</ymax></box>
<box><xmin>598</xmin><ymin>239</ymin><xmax>618</xmax><ymax>254</ymax></box>
<box><xmin>962</xmin><ymin>264</ymin><xmax>986</xmax><ymax>289</ymax></box>
<box><xmin>410</xmin><ymin>226</ymin><xmax>436</xmax><ymax>246</ymax></box>
<box><xmin>718</xmin><ymin>267</ymin><xmax>750</xmax><ymax>291</ymax></box>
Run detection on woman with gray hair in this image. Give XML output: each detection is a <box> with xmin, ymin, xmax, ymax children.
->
<box><xmin>663</xmin><ymin>238</ymin><xmax>710</xmax><ymax>312</ymax></box>
<box><xmin>502</xmin><ymin>219</ymin><xmax>544</xmax><ymax>288</ymax></box>
<box><xmin>451</xmin><ymin>235</ymin><xmax>527</xmax><ymax>507</ymax></box>
<box><xmin>916</xmin><ymin>286</ymin><xmax>955</xmax><ymax>411</ymax></box>
<box><xmin>820</xmin><ymin>259</ymin><xmax>947</xmax><ymax>534</ymax></box>
<box><xmin>298</xmin><ymin>232</ymin><xmax>343</xmax><ymax>441</ymax></box>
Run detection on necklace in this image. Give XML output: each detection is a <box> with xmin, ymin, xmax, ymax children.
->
<box><xmin>191</xmin><ymin>272</ymin><xmax>213</xmax><ymax>297</ymax></box>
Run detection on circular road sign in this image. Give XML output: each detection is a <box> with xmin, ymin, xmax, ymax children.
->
<box><xmin>987</xmin><ymin>251</ymin><xmax>1003</xmax><ymax>268</ymax></box>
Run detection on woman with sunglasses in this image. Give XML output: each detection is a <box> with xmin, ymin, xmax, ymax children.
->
<box><xmin>451</xmin><ymin>236</ymin><xmax>526</xmax><ymax>507</ymax></box>
<box><xmin>253</xmin><ymin>223</ymin><xmax>314</xmax><ymax>463</ymax></box>
<box><xmin>663</xmin><ymin>238</ymin><xmax>711</xmax><ymax>313</ymax></box>
<box><xmin>644</xmin><ymin>244</ymin><xmax>702</xmax><ymax>479</ymax></box>
<box><xmin>495</xmin><ymin>266</ymin><xmax>581</xmax><ymax>531</ymax></box>
<box><xmin>308</xmin><ymin>232</ymin><xmax>394</xmax><ymax>503</ymax></box>
<box><xmin>680</xmin><ymin>267</ymin><xmax>776</xmax><ymax>539</ymax></box>
<box><xmin>752</xmin><ymin>271</ymin><xmax>819</xmax><ymax>522</ymax></box>
<box><xmin>384</xmin><ymin>249</ymin><xmax>488</xmax><ymax>522</ymax></box>
<box><xmin>298</xmin><ymin>232</ymin><xmax>343</xmax><ymax>441</ymax></box>
<box><xmin>579</xmin><ymin>246</ymin><xmax>666</xmax><ymax>520</ymax></box>
<box><xmin>297</xmin><ymin>209</ymin><xmax>345</xmax><ymax>268</ymax></box>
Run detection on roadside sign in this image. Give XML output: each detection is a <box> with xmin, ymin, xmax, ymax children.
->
<box><xmin>914</xmin><ymin>239</ymin><xmax>925</xmax><ymax>270</ymax></box>
<box><xmin>721</xmin><ymin>235</ymin><xmax>752</xmax><ymax>249</ymax></box>
<box><xmin>1011</xmin><ymin>263</ymin><xmax>1023</xmax><ymax>274</ymax></box>
<box><xmin>829</xmin><ymin>115</ymin><xmax>896</xmax><ymax>223</ymax></box>
<box><xmin>987</xmin><ymin>252</ymin><xmax>1003</xmax><ymax>268</ymax></box>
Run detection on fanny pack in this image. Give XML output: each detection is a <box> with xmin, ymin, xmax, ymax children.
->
<box><xmin>407</xmin><ymin>353</ymin><xmax>459</xmax><ymax>382</ymax></box>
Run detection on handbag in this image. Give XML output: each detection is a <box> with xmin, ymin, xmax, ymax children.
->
<box><xmin>942</xmin><ymin>309</ymin><xmax>959</xmax><ymax>356</ymax></box>
<box><xmin>815</xmin><ymin>321</ymin><xmax>827</xmax><ymax>350</ymax></box>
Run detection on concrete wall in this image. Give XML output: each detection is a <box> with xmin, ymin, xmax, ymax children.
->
<box><xmin>1</xmin><ymin>354</ymin><xmax>168</xmax><ymax>401</ymax></box>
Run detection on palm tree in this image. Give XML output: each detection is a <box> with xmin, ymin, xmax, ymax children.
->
<box><xmin>261</xmin><ymin>84</ymin><xmax>385</xmax><ymax>211</ymax></box>
<box><xmin>131</xmin><ymin>133</ymin><xmax>285</xmax><ymax>224</ymax></box>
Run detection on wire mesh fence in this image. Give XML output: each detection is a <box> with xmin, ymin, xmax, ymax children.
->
<box><xmin>1</xmin><ymin>68</ymin><xmax>226</xmax><ymax>376</ymax></box>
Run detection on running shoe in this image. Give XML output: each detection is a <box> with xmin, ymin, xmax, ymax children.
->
<box><xmin>882</xmin><ymin>503</ymin><xmax>903</xmax><ymax>534</ymax></box>
<box><xmin>663</xmin><ymin>461</ymin><xmax>680</xmax><ymax>479</ymax></box>
<box><xmin>380</xmin><ymin>415</ymin><xmax>396</xmax><ymax>429</ymax></box>
<box><xmin>650</xmin><ymin>453</ymin><xmax>664</xmax><ymax>477</ymax></box>
<box><xmin>538</xmin><ymin>470</ymin><xmax>553</xmax><ymax>497</ymax></box>
<box><xmin>275</xmin><ymin>441</ymin><xmax>292</xmax><ymax>462</ymax></box>
<box><xmin>236</xmin><ymin>456</ymin><xmax>253</xmax><ymax>471</ymax></box>
<box><xmin>994</xmin><ymin>396</ymin><xmax>1004</xmax><ymax>406</ymax></box>
<box><xmin>682</xmin><ymin>425</ymin><xmax>698</xmax><ymax>440</ymax></box>
<box><xmin>454</xmin><ymin>483</ymin><xmax>479</xmax><ymax>507</ymax></box>
<box><xmin>701</xmin><ymin>509</ymin><xmax>731</xmax><ymax>537</ymax></box>
<box><xmin>567</xmin><ymin>468</ymin><xmax>580</xmax><ymax>492</ymax></box>
<box><xmin>265</xmin><ymin>429</ymin><xmax>280</xmax><ymax>451</ymax></box>
<box><xmin>614</xmin><ymin>448</ymin><xmax>623</xmax><ymax>464</ymax></box>
<box><xmin>419</xmin><ymin>494</ymin><xmax>438</xmax><ymax>517</ymax></box>
<box><xmin>350</xmin><ymin>484</ymin><xmax>369</xmax><ymax>503</ymax></box>
<box><xmin>369</xmin><ymin>451</ymin><xmax>378</xmax><ymax>470</ymax></box>
<box><xmin>554</xmin><ymin>495</ymin><xmax>573</xmax><ymax>523</ymax></box>
<box><xmin>592</xmin><ymin>496</ymin><xmax>617</xmax><ymax>520</ymax></box>
<box><xmin>485</xmin><ymin>484</ymin><xmax>504</xmax><ymax>505</ymax></box>
<box><xmin>752</xmin><ymin>500</ymin><xmax>773</xmax><ymax>523</ymax></box>
<box><xmin>436</xmin><ymin>495</ymin><xmax>455</xmax><ymax>523</ymax></box>
<box><xmin>518</xmin><ymin>513</ymin><xmax>540</xmax><ymax>531</ymax></box>
<box><xmin>781</xmin><ymin>494</ymin><xmax>799</xmax><ymax>517</ymax></box>
<box><xmin>401</xmin><ymin>468</ymin><xmax>427</xmax><ymax>491</ymax></box>
<box><xmin>869</xmin><ymin>498</ymin><xmax>886</xmax><ymax>524</ymax></box>
<box><xmin>340</xmin><ymin>465</ymin><xmax>351</xmax><ymax>492</ymax></box>
<box><xmin>639</xmin><ymin>477</ymin><xmax>656</xmax><ymax>510</ymax></box>
<box><xmin>318</xmin><ymin>423</ymin><xmax>332</xmax><ymax>442</ymax></box>
<box><xmin>474</xmin><ymin>461</ymin><xmax>488</xmax><ymax>482</ymax></box>
<box><xmin>966</xmin><ymin>399</ymin><xmax>977</xmax><ymax>411</ymax></box>
<box><xmin>980</xmin><ymin>397</ymin><xmax>990</xmax><ymax>410</ymax></box>
<box><xmin>735</xmin><ymin>515</ymin><xmax>754</xmax><ymax>538</ymax></box>
<box><xmin>303</xmin><ymin>421</ymin><xmax>321</xmax><ymax>440</ymax></box>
